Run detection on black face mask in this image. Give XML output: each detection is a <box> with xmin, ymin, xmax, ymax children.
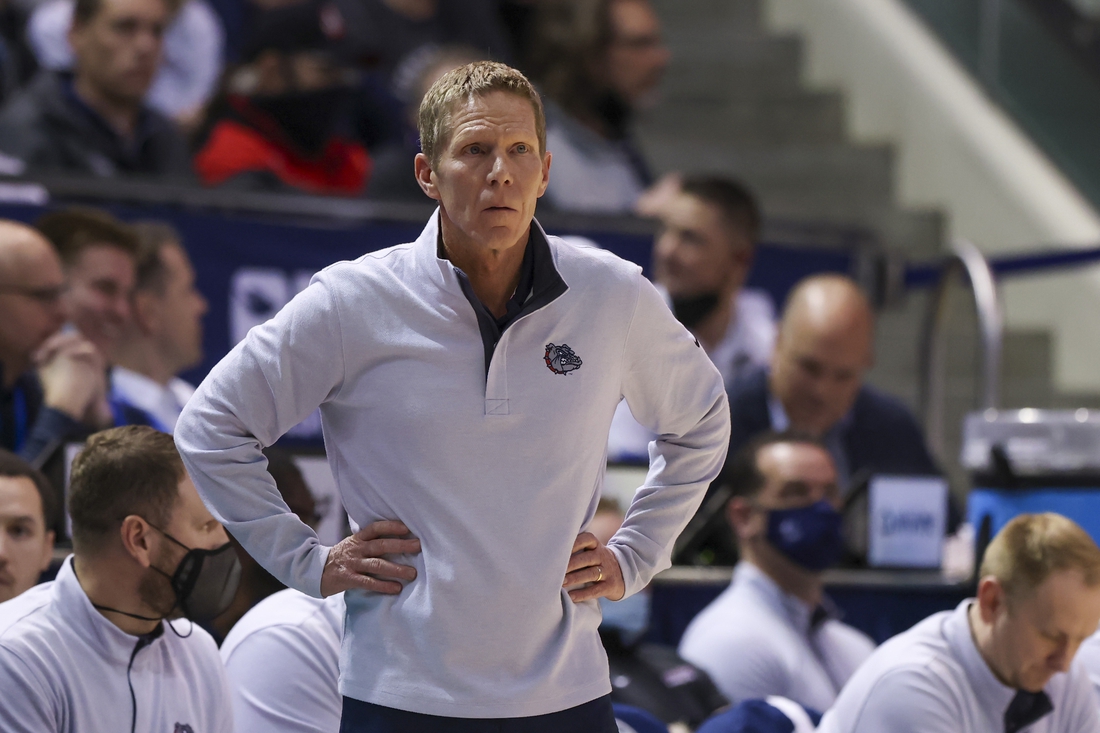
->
<box><xmin>147</xmin><ymin>525</ymin><xmax>242</xmax><ymax>623</ymax></box>
<box><xmin>593</xmin><ymin>91</ymin><xmax>632</xmax><ymax>139</ymax></box>
<box><xmin>670</xmin><ymin>292</ymin><xmax>722</xmax><ymax>329</ymax></box>
<box><xmin>249</xmin><ymin>86</ymin><xmax>350</xmax><ymax>157</ymax></box>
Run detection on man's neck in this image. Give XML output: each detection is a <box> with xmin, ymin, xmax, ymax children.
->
<box><xmin>113</xmin><ymin>342</ymin><xmax>175</xmax><ymax>387</ymax></box>
<box><xmin>73</xmin><ymin>554</ymin><xmax>162</xmax><ymax>636</ymax></box>
<box><xmin>72</xmin><ymin>75</ymin><xmax>141</xmax><ymax>139</ymax></box>
<box><xmin>692</xmin><ymin>290</ymin><xmax>735</xmax><ymax>352</ymax></box>
<box><xmin>967</xmin><ymin>602</ymin><xmax>1014</xmax><ymax>687</ymax></box>
<box><xmin>744</xmin><ymin>547</ymin><xmax>824</xmax><ymax>608</ymax></box>
<box><xmin>440</xmin><ymin>214</ymin><xmax>528</xmax><ymax>319</ymax></box>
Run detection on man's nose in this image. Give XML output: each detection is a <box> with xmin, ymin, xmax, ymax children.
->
<box><xmin>487</xmin><ymin>153</ymin><xmax>513</xmax><ymax>186</ymax></box>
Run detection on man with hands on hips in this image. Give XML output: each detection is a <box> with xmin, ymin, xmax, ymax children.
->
<box><xmin>176</xmin><ymin>61</ymin><xmax>728</xmax><ymax>733</ymax></box>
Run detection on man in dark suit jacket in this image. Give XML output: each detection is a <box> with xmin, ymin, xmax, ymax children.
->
<box><xmin>678</xmin><ymin>274</ymin><xmax>950</xmax><ymax>565</ymax></box>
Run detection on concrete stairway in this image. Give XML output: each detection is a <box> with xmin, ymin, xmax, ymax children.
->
<box><xmin>637</xmin><ymin>0</ymin><xmax>1081</xmax><ymax>483</ymax></box>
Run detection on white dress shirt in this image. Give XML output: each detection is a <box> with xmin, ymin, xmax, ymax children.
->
<box><xmin>608</xmin><ymin>288</ymin><xmax>775</xmax><ymax>462</ymax></box>
<box><xmin>678</xmin><ymin>562</ymin><xmax>875</xmax><ymax>712</ymax></box>
<box><xmin>0</xmin><ymin>557</ymin><xmax>232</xmax><ymax>733</ymax></box>
<box><xmin>222</xmin><ymin>589</ymin><xmax>346</xmax><ymax>733</ymax></box>
<box><xmin>817</xmin><ymin>600</ymin><xmax>1100</xmax><ymax>733</ymax></box>
<box><xmin>111</xmin><ymin>366</ymin><xmax>196</xmax><ymax>433</ymax></box>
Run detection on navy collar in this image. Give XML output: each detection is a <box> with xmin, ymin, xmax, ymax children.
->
<box><xmin>59</xmin><ymin>72</ymin><xmax>158</xmax><ymax>151</ymax></box>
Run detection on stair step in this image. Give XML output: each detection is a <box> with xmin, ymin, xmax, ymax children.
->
<box><xmin>640</xmin><ymin>91</ymin><xmax>846</xmax><ymax>146</ymax></box>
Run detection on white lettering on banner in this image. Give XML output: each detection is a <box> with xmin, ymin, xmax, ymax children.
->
<box><xmin>228</xmin><ymin>267</ymin><xmax>323</xmax><ymax>439</ymax></box>
<box><xmin>868</xmin><ymin>475</ymin><xmax>948</xmax><ymax>568</ymax></box>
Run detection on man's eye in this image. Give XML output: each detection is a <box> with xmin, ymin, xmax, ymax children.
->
<box><xmin>468</xmin><ymin>145</ymin><xmax>482</xmax><ymax>155</ymax></box>
<box><xmin>516</xmin><ymin>144</ymin><xmax>529</xmax><ymax>154</ymax></box>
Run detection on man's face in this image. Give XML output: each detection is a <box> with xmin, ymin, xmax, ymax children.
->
<box><xmin>62</xmin><ymin>244</ymin><xmax>135</xmax><ymax>359</ymax></box>
<box><xmin>730</xmin><ymin>441</ymin><xmax>839</xmax><ymax>558</ymax></box>
<box><xmin>419</xmin><ymin>91</ymin><xmax>550</xmax><ymax>254</ymax></box>
<box><xmin>69</xmin><ymin>0</ymin><xmax>167</xmax><ymax>105</ymax></box>
<box><xmin>988</xmin><ymin>570</ymin><xmax>1100</xmax><ymax>692</ymax></box>
<box><xmin>139</xmin><ymin>475</ymin><xmax>229</xmax><ymax>614</ymax></box>
<box><xmin>149</xmin><ymin>243</ymin><xmax>207</xmax><ymax>373</ymax></box>
<box><xmin>606</xmin><ymin>0</ymin><xmax>669</xmax><ymax>108</ymax></box>
<box><xmin>0</xmin><ymin>476</ymin><xmax>55</xmax><ymax>603</ymax></box>
<box><xmin>653</xmin><ymin>192</ymin><xmax>750</xmax><ymax>300</ymax></box>
<box><xmin>770</xmin><ymin>316</ymin><xmax>872</xmax><ymax>437</ymax></box>
<box><xmin>0</xmin><ymin>242</ymin><xmax>66</xmax><ymax>367</ymax></box>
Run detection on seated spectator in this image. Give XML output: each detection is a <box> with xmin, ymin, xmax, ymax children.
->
<box><xmin>0</xmin><ymin>0</ymin><xmax>190</xmax><ymax>178</ymax></box>
<box><xmin>0</xmin><ymin>426</ymin><xmax>235</xmax><ymax>731</ymax></box>
<box><xmin>194</xmin><ymin>0</ymin><xmax>372</xmax><ymax>195</ymax></box>
<box><xmin>679</xmin><ymin>433</ymin><xmax>875</xmax><ymax>711</ymax></box>
<box><xmin>527</xmin><ymin>0</ymin><xmax>669</xmax><ymax>213</ymax></box>
<box><xmin>367</xmin><ymin>43</ymin><xmax>484</xmax><ymax>201</ymax></box>
<box><xmin>0</xmin><ymin>449</ymin><xmax>56</xmax><ymax>603</ymax></box>
<box><xmin>0</xmin><ymin>220</ymin><xmax>108</xmax><ymax>468</ymax></box>
<box><xmin>725</xmin><ymin>274</ymin><xmax>941</xmax><ymax>496</ymax></box>
<box><xmin>220</xmin><ymin>519</ymin><xmax>419</xmax><ymax>732</ymax></box>
<box><xmin>0</xmin><ymin>0</ymin><xmax>38</xmax><ymax>108</ymax></box>
<box><xmin>111</xmin><ymin>222</ymin><xmax>207</xmax><ymax>432</ymax></box>
<box><xmin>26</xmin><ymin>0</ymin><xmax>224</xmax><ymax>127</ymax></box>
<box><xmin>593</xmin><ymin>498</ymin><xmax>728</xmax><ymax>730</ymax></box>
<box><xmin>609</xmin><ymin>176</ymin><xmax>775</xmax><ymax>461</ymax></box>
<box><xmin>210</xmin><ymin>447</ymin><xmax>320</xmax><ymax>641</ymax></box>
<box><xmin>36</xmin><ymin>207</ymin><xmax>139</xmax><ymax>365</ymax></box>
<box><xmin>818</xmin><ymin>513</ymin><xmax>1100</xmax><ymax>733</ymax></box>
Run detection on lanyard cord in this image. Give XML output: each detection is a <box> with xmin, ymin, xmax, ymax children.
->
<box><xmin>125</xmin><ymin>630</ymin><xmax>162</xmax><ymax>733</ymax></box>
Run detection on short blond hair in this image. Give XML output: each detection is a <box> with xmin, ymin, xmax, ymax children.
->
<box><xmin>417</xmin><ymin>61</ymin><xmax>546</xmax><ymax>167</ymax></box>
<box><xmin>980</xmin><ymin>513</ymin><xmax>1100</xmax><ymax>602</ymax></box>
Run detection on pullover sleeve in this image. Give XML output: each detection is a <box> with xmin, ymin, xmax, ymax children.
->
<box><xmin>175</xmin><ymin>275</ymin><xmax>346</xmax><ymax>597</ymax></box>
<box><xmin>0</xmin><ymin>648</ymin><xmax>59</xmax><ymax>732</ymax></box>
<box><xmin>607</xmin><ymin>277</ymin><xmax>730</xmax><ymax>598</ymax></box>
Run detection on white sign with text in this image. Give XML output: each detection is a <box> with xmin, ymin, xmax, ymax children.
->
<box><xmin>868</xmin><ymin>475</ymin><xmax>948</xmax><ymax>568</ymax></box>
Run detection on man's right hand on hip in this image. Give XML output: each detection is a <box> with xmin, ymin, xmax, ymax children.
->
<box><xmin>320</xmin><ymin>520</ymin><xmax>420</xmax><ymax>597</ymax></box>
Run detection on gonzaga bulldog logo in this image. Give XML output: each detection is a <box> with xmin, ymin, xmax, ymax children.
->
<box><xmin>544</xmin><ymin>343</ymin><xmax>582</xmax><ymax>375</ymax></box>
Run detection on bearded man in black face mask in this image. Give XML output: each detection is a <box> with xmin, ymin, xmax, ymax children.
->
<box><xmin>0</xmin><ymin>425</ymin><xmax>235</xmax><ymax>733</ymax></box>
<box><xmin>194</xmin><ymin>0</ymin><xmax>370</xmax><ymax>196</ymax></box>
<box><xmin>608</xmin><ymin>175</ymin><xmax>774</xmax><ymax>461</ymax></box>
<box><xmin>677</xmin><ymin>431</ymin><xmax>875</xmax><ymax>714</ymax></box>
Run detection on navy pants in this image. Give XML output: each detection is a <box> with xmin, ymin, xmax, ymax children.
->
<box><xmin>339</xmin><ymin>695</ymin><xmax>619</xmax><ymax>733</ymax></box>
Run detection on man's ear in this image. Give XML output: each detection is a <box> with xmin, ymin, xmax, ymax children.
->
<box><xmin>131</xmin><ymin>291</ymin><xmax>160</xmax><ymax>336</ymax></box>
<box><xmin>119</xmin><ymin>515</ymin><xmax>156</xmax><ymax>568</ymax></box>
<box><xmin>726</xmin><ymin>496</ymin><xmax>755</xmax><ymax>539</ymax></box>
<box><xmin>976</xmin><ymin>576</ymin><xmax>1006</xmax><ymax>624</ymax></box>
<box><xmin>414</xmin><ymin>153</ymin><xmax>441</xmax><ymax>202</ymax></box>
<box><xmin>38</xmin><ymin>530</ymin><xmax>55</xmax><ymax>573</ymax></box>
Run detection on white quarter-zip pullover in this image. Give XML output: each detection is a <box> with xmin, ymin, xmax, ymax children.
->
<box><xmin>175</xmin><ymin>213</ymin><xmax>730</xmax><ymax>718</ymax></box>
<box><xmin>0</xmin><ymin>557</ymin><xmax>233</xmax><ymax>733</ymax></box>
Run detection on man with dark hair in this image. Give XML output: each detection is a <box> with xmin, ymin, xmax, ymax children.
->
<box><xmin>0</xmin><ymin>425</ymin><xmax>234</xmax><ymax>732</ymax></box>
<box><xmin>0</xmin><ymin>0</ymin><xmax>190</xmax><ymax>178</ymax></box>
<box><xmin>0</xmin><ymin>448</ymin><xmax>56</xmax><ymax>602</ymax></box>
<box><xmin>111</xmin><ymin>221</ymin><xmax>207</xmax><ymax>432</ymax></box>
<box><xmin>678</xmin><ymin>432</ymin><xmax>875</xmax><ymax>711</ymax></box>
<box><xmin>527</xmin><ymin>0</ymin><xmax>669</xmax><ymax>213</ymax></box>
<box><xmin>609</xmin><ymin>175</ymin><xmax>775</xmax><ymax>461</ymax></box>
<box><xmin>194</xmin><ymin>0</ymin><xmax>372</xmax><ymax>195</ymax></box>
<box><xmin>0</xmin><ymin>219</ymin><xmax>109</xmax><ymax>468</ymax></box>
<box><xmin>36</xmin><ymin>207</ymin><xmax>139</xmax><ymax>364</ymax></box>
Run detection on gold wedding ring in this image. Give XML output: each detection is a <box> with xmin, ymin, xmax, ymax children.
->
<box><xmin>596</xmin><ymin>565</ymin><xmax>603</xmax><ymax>583</ymax></box>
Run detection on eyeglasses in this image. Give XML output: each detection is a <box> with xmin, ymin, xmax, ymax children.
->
<box><xmin>0</xmin><ymin>284</ymin><xmax>66</xmax><ymax>303</ymax></box>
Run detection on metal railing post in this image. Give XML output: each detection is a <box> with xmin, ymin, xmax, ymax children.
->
<box><xmin>919</xmin><ymin>238</ymin><xmax>1003</xmax><ymax>460</ymax></box>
